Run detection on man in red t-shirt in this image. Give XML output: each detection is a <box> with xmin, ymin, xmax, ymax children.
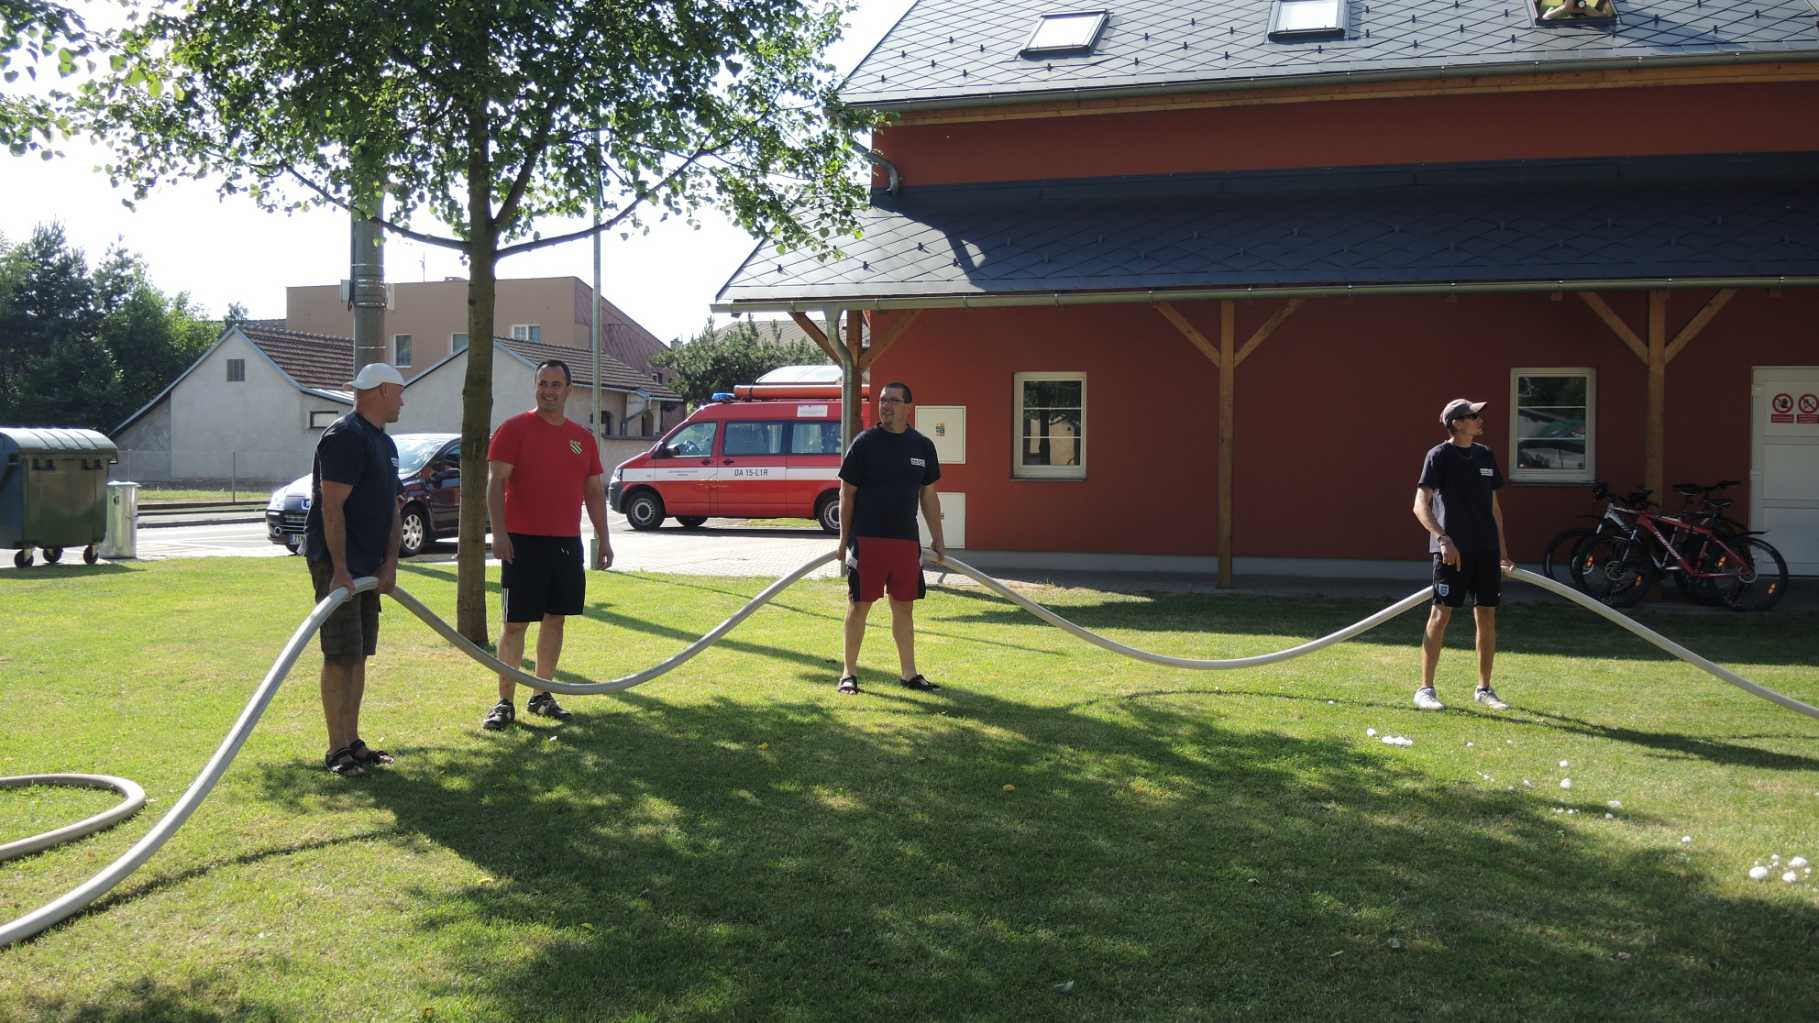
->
<box><xmin>481</xmin><ymin>360</ymin><xmax>612</xmax><ymax>729</ymax></box>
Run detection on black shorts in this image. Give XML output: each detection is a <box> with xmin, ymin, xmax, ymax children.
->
<box><xmin>502</xmin><ymin>534</ymin><xmax>585</xmax><ymax>623</ymax></box>
<box><xmin>308</xmin><ymin>558</ymin><xmax>380</xmax><ymax>659</ymax></box>
<box><xmin>1433</xmin><ymin>553</ymin><xmax>1502</xmax><ymax>608</ymax></box>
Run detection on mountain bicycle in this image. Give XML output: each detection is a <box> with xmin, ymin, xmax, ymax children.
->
<box><xmin>1572</xmin><ymin>496</ymin><xmax>1787</xmax><ymax>611</ymax></box>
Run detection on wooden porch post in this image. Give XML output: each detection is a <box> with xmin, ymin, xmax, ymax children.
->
<box><xmin>1153</xmin><ymin>299</ymin><xmax>1301</xmax><ymax>587</ymax></box>
<box><xmin>1578</xmin><ymin>289</ymin><xmax>1735</xmax><ymax>502</ymax></box>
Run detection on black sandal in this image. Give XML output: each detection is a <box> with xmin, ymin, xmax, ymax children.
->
<box><xmin>324</xmin><ymin>745</ymin><xmax>367</xmax><ymax>777</ymax></box>
<box><xmin>900</xmin><ymin>674</ymin><xmax>941</xmax><ymax>691</ymax></box>
<box><xmin>837</xmin><ymin>675</ymin><xmax>860</xmax><ymax>695</ymax></box>
<box><xmin>350</xmin><ymin>739</ymin><xmax>394</xmax><ymax>766</ymax></box>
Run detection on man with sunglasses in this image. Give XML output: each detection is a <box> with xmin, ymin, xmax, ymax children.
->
<box><xmin>1411</xmin><ymin>398</ymin><xmax>1515</xmax><ymax>712</ymax></box>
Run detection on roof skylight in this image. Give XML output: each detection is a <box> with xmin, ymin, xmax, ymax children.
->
<box><xmin>1267</xmin><ymin>0</ymin><xmax>1349</xmax><ymax>40</ymax></box>
<box><xmin>1020</xmin><ymin>11</ymin><xmax>1110</xmax><ymax>57</ymax></box>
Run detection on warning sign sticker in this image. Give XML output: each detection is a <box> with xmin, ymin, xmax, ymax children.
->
<box><xmin>1799</xmin><ymin>393</ymin><xmax>1819</xmax><ymax>426</ymax></box>
<box><xmin>1771</xmin><ymin>392</ymin><xmax>1795</xmax><ymax>424</ymax></box>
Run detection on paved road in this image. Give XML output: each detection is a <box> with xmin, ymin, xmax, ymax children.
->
<box><xmin>2</xmin><ymin>515</ymin><xmax>841</xmax><ymax>579</ymax></box>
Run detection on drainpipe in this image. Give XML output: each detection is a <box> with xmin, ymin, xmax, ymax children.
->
<box><xmin>825</xmin><ymin>306</ymin><xmax>859</xmax><ymax>446</ymax></box>
<box><xmin>852</xmin><ymin>141</ymin><xmax>901</xmax><ymax>196</ymax></box>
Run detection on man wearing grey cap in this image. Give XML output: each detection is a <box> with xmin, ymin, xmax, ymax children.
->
<box><xmin>1411</xmin><ymin>397</ymin><xmax>1515</xmax><ymax>712</ymax></box>
<box><xmin>304</xmin><ymin>362</ymin><xmax>406</xmax><ymax>775</ymax></box>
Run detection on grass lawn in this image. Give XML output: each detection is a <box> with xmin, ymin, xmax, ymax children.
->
<box><xmin>2</xmin><ymin>558</ymin><xmax>1817</xmax><ymax>1021</ymax></box>
<box><xmin>135</xmin><ymin>485</ymin><xmax>273</xmax><ymax>505</ymax></box>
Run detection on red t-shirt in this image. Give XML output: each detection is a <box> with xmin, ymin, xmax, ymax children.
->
<box><xmin>487</xmin><ymin>411</ymin><xmax>604</xmax><ymax>536</ymax></box>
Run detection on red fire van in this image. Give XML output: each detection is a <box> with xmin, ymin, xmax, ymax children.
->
<box><xmin>607</xmin><ymin>384</ymin><xmax>872</xmax><ymax>533</ymax></box>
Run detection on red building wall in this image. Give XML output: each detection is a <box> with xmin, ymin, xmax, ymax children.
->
<box><xmin>875</xmin><ymin>82</ymin><xmax>1819</xmax><ymax>187</ymax></box>
<box><xmin>875</xmin><ymin>289</ymin><xmax>1819</xmax><ymax>563</ymax></box>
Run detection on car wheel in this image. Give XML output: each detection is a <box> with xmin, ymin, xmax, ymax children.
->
<box><xmin>625</xmin><ymin>490</ymin><xmax>665</xmax><ymax>531</ymax></box>
<box><xmin>42</xmin><ymin>546</ymin><xmax>63</xmax><ymax>564</ymax></box>
<box><xmin>14</xmin><ymin>549</ymin><xmax>32</xmax><ymax>568</ymax></box>
<box><xmin>399</xmin><ymin>505</ymin><xmax>429</xmax><ymax>558</ymax></box>
<box><xmin>678</xmin><ymin>516</ymin><xmax>708</xmax><ymax>528</ymax></box>
<box><xmin>815</xmin><ymin>493</ymin><xmax>840</xmax><ymax>535</ymax></box>
<box><xmin>84</xmin><ymin>545</ymin><xmax>99</xmax><ymax>564</ymax></box>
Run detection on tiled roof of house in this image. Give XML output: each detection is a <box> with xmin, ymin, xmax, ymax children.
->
<box><xmin>714</xmin><ymin>152</ymin><xmax>1819</xmax><ymax>308</ymax></box>
<box><xmin>243</xmin><ymin>326</ymin><xmax>355</xmax><ymax>390</ymax></box>
<box><xmin>497</xmin><ymin>337</ymin><xmax>683</xmax><ymax>401</ymax></box>
<box><xmin>843</xmin><ymin>0</ymin><xmax>1819</xmax><ymax>108</ymax></box>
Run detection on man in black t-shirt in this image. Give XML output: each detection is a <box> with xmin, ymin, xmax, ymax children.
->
<box><xmin>304</xmin><ymin>363</ymin><xmax>405</xmax><ymax>776</ymax></box>
<box><xmin>834</xmin><ymin>381</ymin><xmax>947</xmax><ymax>695</ymax></box>
<box><xmin>1411</xmin><ymin>397</ymin><xmax>1516</xmax><ymax>713</ymax></box>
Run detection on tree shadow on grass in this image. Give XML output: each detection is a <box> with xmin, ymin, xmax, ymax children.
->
<box><xmin>10</xmin><ymin>973</ymin><xmax>284</xmax><ymax>1022</ymax></box>
<box><xmin>232</xmin><ymin>687</ymin><xmax>1819</xmax><ymax>1021</ymax></box>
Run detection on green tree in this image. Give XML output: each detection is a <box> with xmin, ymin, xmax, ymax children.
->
<box><xmin>0</xmin><ymin>222</ymin><xmax>97</xmax><ymax>417</ymax></box>
<box><xmin>87</xmin><ymin>0</ymin><xmax>877</xmax><ymax>641</ymax></box>
<box><xmin>1</xmin><ymin>0</ymin><xmax>89</xmax><ymax>155</ymax></box>
<box><xmin>656</xmin><ymin>318</ymin><xmax>830</xmax><ymax>407</ymax></box>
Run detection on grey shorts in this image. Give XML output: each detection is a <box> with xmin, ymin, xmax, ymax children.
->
<box><xmin>308</xmin><ymin>558</ymin><xmax>381</xmax><ymax>659</ymax></box>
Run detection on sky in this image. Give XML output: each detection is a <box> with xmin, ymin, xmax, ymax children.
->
<box><xmin>0</xmin><ymin>0</ymin><xmax>916</xmax><ymax>345</ymax></box>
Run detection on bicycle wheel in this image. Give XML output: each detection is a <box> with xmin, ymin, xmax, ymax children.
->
<box><xmin>1542</xmin><ymin>526</ymin><xmax>1596</xmax><ymax>584</ymax></box>
<box><xmin>1573</xmin><ymin>533</ymin><xmax>1657</xmax><ymax>607</ymax></box>
<box><xmin>1714</xmin><ymin>538</ymin><xmax>1790</xmax><ymax>612</ymax></box>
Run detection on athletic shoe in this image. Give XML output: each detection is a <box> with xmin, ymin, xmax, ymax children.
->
<box><xmin>1473</xmin><ymin>687</ymin><xmax>1510</xmax><ymax>711</ymax></box>
<box><xmin>1412</xmin><ymin>687</ymin><xmax>1446</xmax><ymax>711</ymax></box>
<box><xmin>482</xmin><ymin>700</ymin><xmax>515</xmax><ymax>730</ymax></box>
<box><xmin>527</xmin><ymin>692</ymin><xmax>573</xmax><ymax>721</ymax></box>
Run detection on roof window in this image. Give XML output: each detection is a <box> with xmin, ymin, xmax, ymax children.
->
<box><xmin>1534</xmin><ymin>0</ymin><xmax>1617</xmax><ymax>23</ymax></box>
<box><xmin>1020</xmin><ymin>11</ymin><xmax>1110</xmax><ymax>57</ymax></box>
<box><xmin>1267</xmin><ymin>0</ymin><xmax>1349</xmax><ymax>40</ymax></box>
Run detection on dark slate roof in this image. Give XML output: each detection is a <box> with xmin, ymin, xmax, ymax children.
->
<box><xmin>714</xmin><ymin>153</ymin><xmax>1819</xmax><ymax>308</ymax></box>
<box><xmin>244</xmin><ymin>326</ymin><xmax>354</xmax><ymax>390</ymax></box>
<box><xmin>497</xmin><ymin>338</ymin><xmax>683</xmax><ymax>400</ymax></box>
<box><xmin>844</xmin><ymin>0</ymin><xmax>1819</xmax><ymax>108</ymax></box>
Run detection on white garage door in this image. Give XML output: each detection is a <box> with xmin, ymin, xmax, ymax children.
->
<box><xmin>1751</xmin><ymin>367</ymin><xmax>1819</xmax><ymax>576</ymax></box>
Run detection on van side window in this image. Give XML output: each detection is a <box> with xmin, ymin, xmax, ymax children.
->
<box><xmin>789</xmin><ymin>421</ymin><xmax>843</xmax><ymax>456</ymax></box>
<box><xmin>724</xmin><ymin>421</ymin><xmax>786</xmax><ymax>456</ymax></box>
<box><xmin>665</xmin><ymin>422</ymin><xmax>718</xmax><ymax>457</ymax></box>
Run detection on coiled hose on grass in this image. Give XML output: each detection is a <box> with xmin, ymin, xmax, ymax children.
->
<box><xmin>5</xmin><ymin>555</ymin><xmax>1815</xmax><ymax>947</ymax></box>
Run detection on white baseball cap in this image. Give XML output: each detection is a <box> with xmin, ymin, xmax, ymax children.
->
<box><xmin>347</xmin><ymin>363</ymin><xmax>406</xmax><ymax>390</ymax></box>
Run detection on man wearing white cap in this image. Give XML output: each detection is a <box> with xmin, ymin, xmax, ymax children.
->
<box><xmin>1411</xmin><ymin>397</ymin><xmax>1515</xmax><ymax>712</ymax></box>
<box><xmin>304</xmin><ymin>362</ymin><xmax>406</xmax><ymax>775</ymax></box>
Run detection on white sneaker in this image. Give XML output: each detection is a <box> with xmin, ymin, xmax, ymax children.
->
<box><xmin>1473</xmin><ymin>687</ymin><xmax>1510</xmax><ymax>711</ymax></box>
<box><xmin>1413</xmin><ymin>687</ymin><xmax>1445</xmax><ymax>711</ymax></box>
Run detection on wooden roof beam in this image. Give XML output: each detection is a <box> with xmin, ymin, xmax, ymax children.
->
<box><xmin>1153</xmin><ymin>302</ymin><xmax>1221</xmax><ymax>369</ymax></box>
<box><xmin>1576</xmin><ymin>292</ymin><xmax>1648</xmax><ymax>364</ymax></box>
<box><xmin>1664</xmin><ymin>288</ymin><xmax>1736</xmax><ymax>364</ymax></box>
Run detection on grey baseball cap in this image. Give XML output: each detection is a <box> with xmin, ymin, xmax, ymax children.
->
<box><xmin>1440</xmin><ymin>398</ymin><xmax>1487</xmax><ymax>426</ymax></box>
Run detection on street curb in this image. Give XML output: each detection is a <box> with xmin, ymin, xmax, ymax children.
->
<box><xmin>138</xmin><ymin>516</ymin><xmax>264</xmax><ymax>529</ymax></box>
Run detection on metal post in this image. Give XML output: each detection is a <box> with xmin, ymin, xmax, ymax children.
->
<box><xmin>825</xmin><ymin>307</ymin><xmax>858</xmax><ymax>446</ymax></box>
<box><xmin>350</xmin><ymin>146</ymin><xmax>387</xmax><ymax>372</ymax></box>
<box><xmin>230</xmin><ymin>450</ymin><xmax>238</xmax><ymax>504</ymax></box>
<box><xmin>590</xmin><ymin>124</ymin><xmax>603</xmax><ymax>446</ymax></box>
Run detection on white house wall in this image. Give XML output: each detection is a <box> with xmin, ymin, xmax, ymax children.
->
<box><xmin>113</xmin><ymin>399</ymin><xmax>173</xmax><ymax>482</ymax></box>
<box><xmin>171</xmin><ymin>334</ymin><xmax>332</xmax><ymax>483</ymax></box>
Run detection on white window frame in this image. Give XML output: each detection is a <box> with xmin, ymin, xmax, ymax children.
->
<box><xmin>1019</xmin><ymin>11</ymin><xmax>1109</xmax><ymax>57</ymax></box>
<box><xmin>511</xmin><ymin>323</ymin><xmax>541</xmax><ymax>342</ymax></box>
<box><xmin>393</xmin><ymin>333</ymin><xmax>413</xmax><ymax>367</ymax></box>
<box><xmin>1012</xmin><ymin>371</ymin><xmax>1087</xmax><ymax>480</ymax></box>
<box><xmin>1268</xmin><ymin>0</ymin><xmax>1349</xmax><ymax>40</ymax></box>
<box><xmin>1509</xmin><ymin>367</ymin><xmax>1596</xmax><ymax>483</ymax></box>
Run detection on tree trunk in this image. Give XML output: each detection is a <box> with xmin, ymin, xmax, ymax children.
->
<box><xmin>455</xmin><ymin>101</ymin><xmax>497</xmax><ymax>644</ymax></box>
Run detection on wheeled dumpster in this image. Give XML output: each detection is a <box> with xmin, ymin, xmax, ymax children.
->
<box><xmin>0</xmin><ymin>427</ymin><xmax>118</xmax><ymax>567</ymax></box>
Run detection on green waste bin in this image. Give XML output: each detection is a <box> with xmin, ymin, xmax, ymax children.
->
<box><xmin>0</xmin><ymin>427</ymin><xmax>118</xmax><ymax>568</ymax></box>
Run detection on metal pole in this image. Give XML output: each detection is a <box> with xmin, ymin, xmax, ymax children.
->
<box><xmin>824</xmin><ymin>307</ymin><xmax>858</xmax><ymax>446</ymax></box>
<box><xmin>590</xmin><ymin>124</ymin><xmax>603</xmax><ymax>446</ymax></box>
<box><xmin>350</xmin><ymin>145</ymin><xmax>387</xmax><ymax>372</ymax></box>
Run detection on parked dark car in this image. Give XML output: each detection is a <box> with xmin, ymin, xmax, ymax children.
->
<box><xmin>266</xmin><ymin>432</ymin><xmax>463</xmax><ymax>557</ymax></box>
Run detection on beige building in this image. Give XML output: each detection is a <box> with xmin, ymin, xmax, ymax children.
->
<box><xmin>285</xmin><ymin>275</ymin><xmax>675</xmax><ymax>382</ymax></box>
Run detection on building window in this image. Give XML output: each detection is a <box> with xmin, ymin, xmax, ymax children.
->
<box><xmin>511</xmin><ymin>323</ymin><xmax>541</xmax><ymax>342</ymax></box>
<box><xmin>393</xmin><ymin>334</ymin><xmax>413</xmax><ymax>367</ymax></box>
<box><xmin>1013</xmin><ymin>372</ymin><xmax>1086</xmax><ymax>479</ymax></box>
<box><xmin>1510</xmin><ymin>368</ymin><xmax>1595</xmax><ymax>482</ymax></box>
<box><xmin>451</xmin><ymin>332</ymin><xmax>468</xmax><ymax>353</ymax></box>
<box><xmin>309</xmin><ymin>409</ymin><xmax>340</xmax><ymax>430</ymax></box>
<box><xmin>1268</xmin><ymin>0</ymin><xmax>1348</xmax><ymax>40</ymax></box>
<box><xmin>1020</xmin><ymin>11</ymin><xmax>1109</xmax><ymax>57</ymax></box>
<box><xmin>226</xmin><ymin>358</ymin><xmax>246</xmax><ymax>382</ymax></box>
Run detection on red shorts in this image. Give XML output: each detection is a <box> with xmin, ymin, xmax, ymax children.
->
<box><xmin>847</xmin><ymin>537</ymin><xmax>925</xmax><ymax>603</ymax></box>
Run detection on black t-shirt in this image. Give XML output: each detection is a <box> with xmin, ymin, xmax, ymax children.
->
<box><xmin>838</xmin><ymin>426</ymin><xmax>941</xmax><ymax>540</ymax></box>
<box><xmin>305</xmin><ymin>412</ymin><xmax>400</xmax><ymax>576</ymax></box>
<box><xmin>1417</xmin><ymin>441</ymin><xmax>1504</xmax><ymax>554</ymax></box>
